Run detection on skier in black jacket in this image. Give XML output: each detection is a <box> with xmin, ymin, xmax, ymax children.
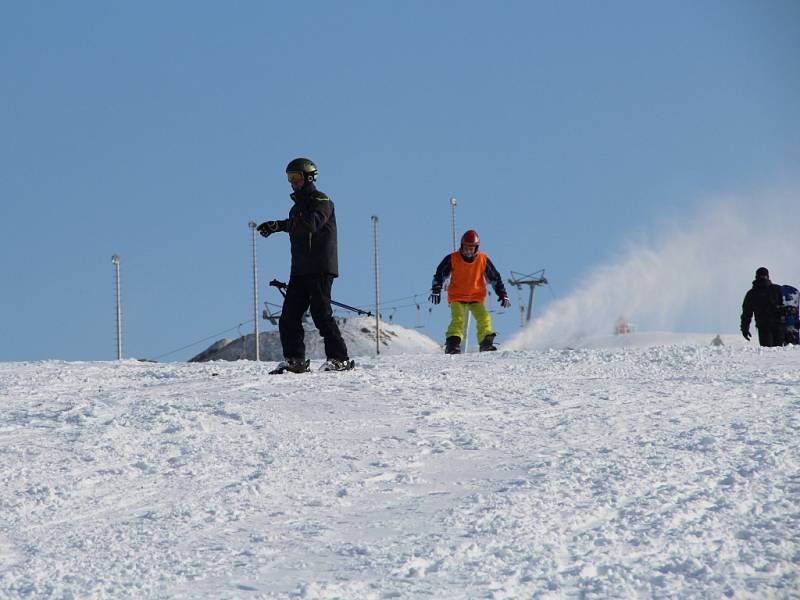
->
<box><xmin>258</xmin><ymin>158</ymin><xmax>352</xmax><ymax>372</ymax></box>
<box><xmin>740</xmin><ymin>267</ymin><xmax>785</xmax><ymax>347</ymax></box>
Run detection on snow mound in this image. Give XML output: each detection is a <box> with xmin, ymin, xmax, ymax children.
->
<box><xmin>190</xmin><ymin>316</ymin><xmax>440</xmax><ymax>362</ymax></box>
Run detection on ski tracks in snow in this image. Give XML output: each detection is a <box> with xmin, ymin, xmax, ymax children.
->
<box><xmin>0</xmin><ymin>346</ymin><xmax>798</xmax><ymax>598</ymax></box>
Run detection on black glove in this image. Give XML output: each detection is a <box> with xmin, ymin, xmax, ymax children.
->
<box><xmin>499</xmin><ymin>293</ymin><xmax>511</xmax><ymax>308</ymax></box>
<box><xmin>741</xmin><ymin>329</ymin><xmax>751</xmax><ymax>341</ymax></box>
<box><xmin>429</xmin><ymin>286</ymin><xmax>441</xmax><ymax>305</ymax></box>
<box><xmin>257</xmin><ymin>221</ymin><xmax>280</xmax><ymax>237</ymax></box>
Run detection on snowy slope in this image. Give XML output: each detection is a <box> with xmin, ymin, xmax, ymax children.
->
<box><xmin>190</xmin><ymin>317</ymin><xmax>440</xmax><ymax>362</ymax></box>
<box><xmin>1</xmin><ymin>342</ymin><xmax>798</xmax><ymax>598</ymax></box>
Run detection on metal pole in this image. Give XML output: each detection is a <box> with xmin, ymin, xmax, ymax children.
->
<box><xmin>111</xmin><ymin>255</ymin><xmax>122</xmax><ymax>360</ymax></box>
<box><xmin>527</xmin><ymin>285</ymin><xmax>535</xmax><ymax>323</ymax></box>
<box><xmin>449</xmin><ymin>197</ymin><xmax>457</xmax><ymax>251</ymax></box>
<box><xmin>450</xmin><ymin>197</ymin><xmax>471</xmax><ymax>352</ymax></box>
<box><xmin>372</xmin><ymin>215</ymin><xmax>380</xmax><ymax>355</ymax></box>
<box><xmin>508</xmin><ymin>271</ymin><xmax>548</xmax><ymax>325</ymax></box>
<box><xmin>248</xmin><ymin>222</ymin><xmax>260</xmax><ymax>361</ymax></box>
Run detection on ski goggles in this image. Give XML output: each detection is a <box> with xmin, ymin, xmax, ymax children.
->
<box><xmin>286</xmin><ymin>171</ymin><xmax>305</xmax><ymax>184</ymax></box>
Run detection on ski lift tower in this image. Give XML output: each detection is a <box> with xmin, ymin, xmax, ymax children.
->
<box><xmin>508</xmin><ymin>270</ymin><xmax>548</xmax><ymax>324</ymax></box>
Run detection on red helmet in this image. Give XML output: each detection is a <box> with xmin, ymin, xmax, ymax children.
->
<box><xmin>461</xmin><ymin>230</ymin><xmax>480</xmax><ymax>247</ymax></box>
<box><xmin>459</xmin><ymin>230</ymin><xmax>480</xmax><ymax>261</ymax></box>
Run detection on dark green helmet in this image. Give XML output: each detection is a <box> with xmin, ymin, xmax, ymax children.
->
<box><xmin>286</xmin><ymin>157</ymin><xmax>318</xmax><ymax>182</ymax></box>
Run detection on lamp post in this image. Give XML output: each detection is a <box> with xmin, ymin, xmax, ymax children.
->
<box><xmin>248</xmin><ymin>222</ymin><xmax>260</xmax><ymax>361</ymax></box>
<box><xmin>450</xmin><ymin>197</ymin><xmax>458</xmax><ymax>251</ymax></box>
<box><xmin>111</xmin><ymin>255</ymin><xmax>123</xmax><ymax>360</ymax></box>
<box><xmin>449</xmin><ymin>197</ymin><xmax>471</xmax><ymax>352</ymax></box>
<box><xmin>371</xmin><ymin>215</ymin><xmax>380</xmax><ymax>355</ymax></box>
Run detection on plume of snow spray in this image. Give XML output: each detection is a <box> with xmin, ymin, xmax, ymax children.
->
<box><xmin>507</xmin><ymin>189</ymin><xmax>799</xmax><ymax>350</ymax></box>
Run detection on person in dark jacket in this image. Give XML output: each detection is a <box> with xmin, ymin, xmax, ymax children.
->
<box><xmin>741</xmin><ymin>267</ymin><xmax>785</xmax><ymax>347</ymax></box>
<box><xmin>258</xmin><ymin>158</ymin><xmax>352</xmax><ymax>372</ymax></box>
<box><xmin>429</xmin><ymin>229</ymin><xmax>511</xmax><ymax>354</ymax></box>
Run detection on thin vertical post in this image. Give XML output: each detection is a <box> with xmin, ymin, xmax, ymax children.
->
<box><xmin>248</xmin><ymin>222</ymin><xmax>260</xmax><ymax>361</ymax></box>
<box><xmin>111</xmin><ymin>255</ymin><xmax>122</xmax><ymax>360</ymax></box>
<box><xmin>450</xmin><ymin>197</ymin><xmax>471</xmax><ymax>352</ymax></box>
<box><xmin>371</xmin><ymin>215</ymin><xmax>380</xmax><ymax>355</ymax></box>
<box><xmin>508</xmin><ymin>271</ymin><xmax>549</xmax><ymax>324</ymax></box>
<box><xmin>527</xmin><ymin>285</ymin><xmax>536</xmax><ymax>324</ymax></box>
<box><xmin>449</xmin><ymin>197</ymin><xmax>458</xmax><ymax>251</ymax></box>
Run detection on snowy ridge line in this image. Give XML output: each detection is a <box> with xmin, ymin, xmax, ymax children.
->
<box><xmin>0</xmin><ymin>344</ymin><xmax>798</xmax><ymax>598</ymax></box>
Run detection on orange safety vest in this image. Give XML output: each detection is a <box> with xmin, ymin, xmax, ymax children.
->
<box><xmin>447</xmin><ymin>251</ymin><xmax>488</xmax><ymax>303</ymax></box>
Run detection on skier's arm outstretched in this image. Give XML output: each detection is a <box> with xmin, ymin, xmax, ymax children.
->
<box><xmin>258</xmin><ymin>196</ymin><xmax>333</xmax><ymax>238</ymax></box>
<box><xmin>485</xmin><ymin>258</ymin><xmax>511</xmax><ymax>308</ymax></box>
<box><xmin>429</xmin><ymin>255</ymin><xmax>452</xmax><ymax>304</ymax></box>
<box><xmin>256</xmin><ymin>218</ymin><xmax>290</xmax><ymax>237</ymax></box>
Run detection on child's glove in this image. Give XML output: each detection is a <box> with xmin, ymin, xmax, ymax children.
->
<box><xmin>429</xmin><ymin>286</ymin><xmax>442</xmax><ymax>305</ymax></box>
<box><xmin>499</xmin><ymin>294</ymin><xmax>511</xmax><ymax>308</ymax></box>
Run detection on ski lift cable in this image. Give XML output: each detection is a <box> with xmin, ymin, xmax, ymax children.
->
<box><xmin>363</xmin><ymin>290</ymin><xmax>430</xmax><ymax>308</ymax></box>
<box><xmin>152</xmin><ymin>319</ymin><xmax>255</xmax><ymax>361</ymax></box>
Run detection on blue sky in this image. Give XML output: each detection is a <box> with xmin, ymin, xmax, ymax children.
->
<box><xmin>2</xmin><ymin>1</ymin><xmax>799</xmax><ymax>361</ymax></box>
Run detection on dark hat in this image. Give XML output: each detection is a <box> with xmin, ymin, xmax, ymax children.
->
<box><xmin>755</xmin><ymin>267</ymin><xmax>769</xmax><ymax>279</ymax></box>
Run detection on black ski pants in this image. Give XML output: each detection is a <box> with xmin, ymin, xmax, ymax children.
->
<box><xmin>279</xmin><ymin>274</ymin><xmax>349</xmax><ymax>361</ymax></box>
<box><xmin>757</xmin><ymin>323</ymin><xmax>785</xmax><ymax>347</ymax></box>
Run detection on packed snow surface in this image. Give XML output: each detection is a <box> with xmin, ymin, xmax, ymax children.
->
<box><xmin>1</xmin><ymin>339</ymin><xmax>798</xmax><ymax>599</ymax></box>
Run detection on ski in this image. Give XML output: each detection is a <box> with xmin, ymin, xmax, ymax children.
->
<box><xmin>268</xmin><ymin>359</ymin><xmax>356</xmax><ymax>374</ymax></box>
<box><xmin>268</xmin><ymin>359</ymin><xmax>311</xmax><ymax>375</ymax></box>
<box><xmin>319</xmin><ymin>359</ymin><xmax>356</xmax><ymax>372</ymax></box>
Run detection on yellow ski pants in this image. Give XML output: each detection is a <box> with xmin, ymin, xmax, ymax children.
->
<box><xmin>446</xmin><ymin>301</ymin><xmax>495</xmax><ymax>344</ymax></box>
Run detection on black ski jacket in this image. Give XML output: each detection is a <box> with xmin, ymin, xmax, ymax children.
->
<box><xmin>741</xmin><ymin>278</ymin><xmax>783</xmax><ymax>331</ymax></box>
<box><xmin>274</xmin><ymin>183</ymin><xmax>339</xmax><ymax>277</ymax></box>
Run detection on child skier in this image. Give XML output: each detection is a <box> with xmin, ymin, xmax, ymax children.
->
<box><xmin>429</xmin><ymin>230</ymin><xmax>511</xmax><ymax>354</ymax></box>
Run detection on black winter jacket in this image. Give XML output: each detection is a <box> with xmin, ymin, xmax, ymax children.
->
<box><xmin>741</xmin><ymin>278</ymin><xmax>783</xmax><ymax>331</ymax></box>
<box><xmin>275</xmin><ymin>184</ymin><xmax>339</xmax><ymax>277</ymax></box>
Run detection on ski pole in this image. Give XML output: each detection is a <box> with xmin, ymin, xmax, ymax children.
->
<box><xmin>269</xmin><ymin>280</ymin><xmax>373</xmax><ymax>316</ymax></box>
<box><xmin>331</xmin><ymin>300</ymin><xmax>372</xmax><ymax>316</ymax></box>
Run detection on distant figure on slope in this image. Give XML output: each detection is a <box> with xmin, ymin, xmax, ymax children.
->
<box><xmin>257</xmin><ymin>158</ymin><xmax>353</xmax><ymax>373</ymax></box>
<box><xmin>429</xmin><ymin>230</ymin><xmax>511</xmax><ymax>354</ymax></box>
<box><xmin>780</xmin><ymin>285</ymin><xmax>799</xmax><ymax>345</ymax></box>
<box><xmin>740</xmin><ymin>267</ymin><xmax>785</xmax><ymax>347</ymax></box>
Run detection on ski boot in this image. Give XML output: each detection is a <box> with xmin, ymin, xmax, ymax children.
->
<box><xmin>319</xmin><ymin>358</ymin><xmax>355</xmax><ymax>372</ymax></box>
<box><xmin>269</xmin><ymin>358</ymin><xmax>311</xmax><ymax>375</ymax></box>
<box><xmin>445</xmin><ymin>336</ymin><xmax>462</xmax><ymax>354</ymax></box>
<box><xmin>479</xmin><ymin>333</ymin><xmax>497</xmax><ymax>352</ymax></box>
